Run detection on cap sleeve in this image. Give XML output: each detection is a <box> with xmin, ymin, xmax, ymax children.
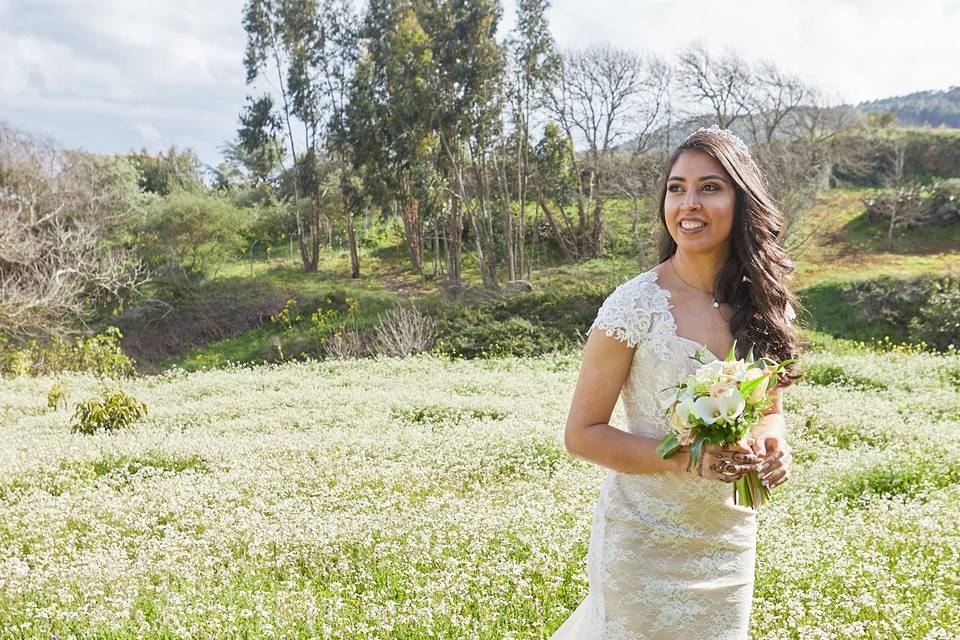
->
<box><xmin>587</xmin><ymin>275</ymin><xmax>656</xmax><ymax>349</ymax></box>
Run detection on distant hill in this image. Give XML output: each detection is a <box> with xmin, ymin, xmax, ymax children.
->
<box><xmin>857</xmin><ymin>85</ymin><xmax>960</xmax><ymax>129</ymax></box>
<box><xmin>615</xmin><ymin>86</ymin><xmax>959</xmax><ymax>153</ymax></box>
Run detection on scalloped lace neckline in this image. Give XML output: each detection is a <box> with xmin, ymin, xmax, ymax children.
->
<box><xmin>644</xmin><ymin>268</ymin><xmax>728</xmax><ymax>361</ymax></box>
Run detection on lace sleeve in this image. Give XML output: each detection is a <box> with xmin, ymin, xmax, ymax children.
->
<box><xmin>587</xmin><ymin>277</ymin><xmax>653</xmax><ymax>349</ymax></box>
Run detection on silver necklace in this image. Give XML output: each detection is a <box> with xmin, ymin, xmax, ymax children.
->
<box><xmin>670</xmin><ymin>256</ymin><xmax>720</xmax><ymax>309</ymax></box>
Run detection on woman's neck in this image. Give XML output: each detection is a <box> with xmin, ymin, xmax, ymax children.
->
<box><xmin>670</xmin><ymin>250</ymin><xmax>727</xmax><ymax>294</ymax></box>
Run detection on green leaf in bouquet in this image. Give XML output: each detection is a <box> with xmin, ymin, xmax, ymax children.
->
<box><xmin>725</xmin><ymin>339</ymin><xmax>737</xmax><ymax>362</ymax></box>
<box><xmin>688</xmin><ymin>435</ymin><xmax>706</xmax><ymax>473</ymax></box>
<box><xmin>656</xmin><ymin>432</ymin><xmax>681</xmax><ymax>459</ymax></box>
<box><xmin>746</xmin><ymin>343</ymin><xmax>755</xmax><ymax>363</ymax></box>
<box><xmin>738</xmin><ymin>371</ymin><xmax>771</xmax><ymax>400</ymax></box>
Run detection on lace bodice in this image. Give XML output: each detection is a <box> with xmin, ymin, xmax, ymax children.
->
<box><xmin>586</xmin><ymin>269</ymin><xmax>715</xmax><ymax>439</ymax></box>
<box><xmin>587</xmin><ymin>268</ymin><xmax>795</xmax><ymax>439</ymax></box>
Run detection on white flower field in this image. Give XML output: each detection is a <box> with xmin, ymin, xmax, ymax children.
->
<box><xmin>1</xmin><ymin>350</ymin><xmax>958</xmax><ymax>639</ymax></box>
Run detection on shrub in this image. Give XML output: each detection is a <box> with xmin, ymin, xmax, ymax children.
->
<box><xmin>909</xmin><ymin>274</ymin><xmax>960</xmax><ymax>351</ymax></box>
<box><xmin>136</xmin><ymin>190</ymin><xmax>244</xmax><ymax>283</ymax></box>
<box><xmin>863</xmin><ymin>179</ymin><xmax>960</xmax><ymax>229</ymax></box>
<box><xmin>0</xmin><ymin>327</ymin><xmax>136</xmax><ymax>378</ymax></box>
<box><xmin>47</xmin><ymin>382</ymin><xmax>70</xmax><ymax>411</ymax></box>
<box><xmin>70</xmin><ymin>389</ymin><xmax>148</xmax><ymax>435</ymax></box>
<box><xmin>370</xmin><ymin>304</ymin><xmax>437</xmax><ymax>357</ymax></box>
<box><xmin>321</xmin><ymin>329</ymin><xmax>366</xmax><ymax>360</ymax></box>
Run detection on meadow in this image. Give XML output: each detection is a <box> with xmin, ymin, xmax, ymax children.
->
<box><xmin>1</xmin><ymin>347</ymin><xmax>959</xmax><ymax>639</ymax></box>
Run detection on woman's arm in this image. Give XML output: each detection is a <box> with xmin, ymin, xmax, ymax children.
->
<box><xmin>564</xmin><ymin>330</ymin><xmax>691</xmax><ymax>474</ymax></box>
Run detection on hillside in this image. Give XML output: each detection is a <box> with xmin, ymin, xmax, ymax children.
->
<box><xmin>99</xmin><ymin>183</ymin><xmax>960</xmax><ymax>373</ymax></box>
<box><xmin>857</xmin><ymin>85</ymin><xmax>960</xmax><ymax>129</ymax></box>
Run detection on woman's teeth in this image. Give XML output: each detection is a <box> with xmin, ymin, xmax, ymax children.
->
<box><xmin>680</xmin><ymin>220</ymin><xmax>707</xmax><ymax>230</ymax></box>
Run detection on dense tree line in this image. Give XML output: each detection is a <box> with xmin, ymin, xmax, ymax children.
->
<box><xmin>230</xmin><ymin>0</ymin><xmax>865</xmax><ymax>290</ymax></box>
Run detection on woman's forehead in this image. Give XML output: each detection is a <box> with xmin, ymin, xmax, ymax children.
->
<box><xmin>669</xmin><ymin>150</ymin><xmax>730</xmax><ymax>179</ymax></box>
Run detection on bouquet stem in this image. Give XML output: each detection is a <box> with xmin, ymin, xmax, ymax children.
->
<box><xmin>734</xmin><ymin>470</ymin><xmax>771</xmax><ymax>509</ymax></box>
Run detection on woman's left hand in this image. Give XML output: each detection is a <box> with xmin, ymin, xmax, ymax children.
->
<box><xmin>751</xmin><ymin>432</ymin><xmax>793</xmax><ymax>489</ymax></box>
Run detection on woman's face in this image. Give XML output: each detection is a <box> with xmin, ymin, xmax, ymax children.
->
<box><xmin>663</xmin><ymin>150</ymin><xmax>736</xmax><ymax>257</ymax></box>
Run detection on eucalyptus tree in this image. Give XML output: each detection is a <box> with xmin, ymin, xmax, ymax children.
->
<box><xmin>242</xmin><ymin>0</ymin><xmax>317</xmax><ymax>271</ymax></box>
<box><xmin>347</xmin><ymin>0</ymin><xmax>438</xmax><ymax>277</ymax></box>
<box><xmin>505</xmin><ymin>0</ymin><xmax>559</xmax><ymax>281</ymax></box>
<box><xmin>242</xmin><ymin>0</ymin><xmax>359</xmax><ymax>273</ymax></box>
<box><xmin>427</xmin><ymin>0</ymin><xmax>508</xmax><ymax>289</ymax></box>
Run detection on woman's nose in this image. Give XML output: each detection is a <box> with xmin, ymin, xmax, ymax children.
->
<box><xmin>681</xmin><ymin>190</ymin><xmax>701</xmax><ymax>210</ymax></box>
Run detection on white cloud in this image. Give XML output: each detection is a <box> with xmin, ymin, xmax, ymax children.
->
<box><xmin>132</xmin><ymin>121</ymin><xmax>163</xmax><ymax>143</ymax></box>
<box><xmin>546</xmin><ymin>0</ymin><xmax>960</xmax><ymax>104</ymax></box>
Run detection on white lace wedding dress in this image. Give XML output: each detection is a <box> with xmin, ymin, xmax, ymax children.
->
<box><xmin>550</xmin><ymin>268</ymin><xmax>764</xmax><ymax>640</ymax></box>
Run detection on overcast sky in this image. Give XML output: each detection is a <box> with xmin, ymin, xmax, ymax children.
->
<box><xmin>1</xmin><ymin>0</ymin><xmax>958</xmax><ymax>168</ymax></box>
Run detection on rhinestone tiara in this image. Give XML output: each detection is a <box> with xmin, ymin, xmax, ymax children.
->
<box><xmin>683</xmin><ymin>124</ymin><xmax>752</xmax><ymax>159</ymax></box>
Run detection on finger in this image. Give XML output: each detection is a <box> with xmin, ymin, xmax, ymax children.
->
<box><xmin>731</xmin><ymin>452</ymin><xmax>758</xmax><ymax>465</ymax></box>
<box><xmin>760</xmin><ymin>458</ymin><xmax>782</xmax><ymax>477</ymax></box>
<box><xmin>769</xmin><ymin>471</ymin><xmax>790</xmax><ymax>489</ymax></box>
<box><xmin>762</xmin><ymin>468</ymin><xmax>786</xmax><ymax>487</ymax></box>
<box><xmin>760</xmin><ymin>449</ymin><xmax>784</xmax><ymax>465</ymax></box>
<box><xmin>752</xmin><ymin>438</ymin><xmax>766</xmax><ymax>457</ymax></box>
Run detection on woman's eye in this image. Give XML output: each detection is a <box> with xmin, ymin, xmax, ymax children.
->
<box><xmin>669</xmin><ymin>183</ymin><xmax>718</xmax><ymax>193</ymax></box>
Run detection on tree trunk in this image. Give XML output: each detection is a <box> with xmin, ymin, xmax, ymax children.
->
<box><xmin>445</xmin><ymin>194</ymin><xmax>462</xmax><ymax>289</ymax></box>
<box><xmin>400</xmin><ymin>193</ymin><xmax>423</xmax><ymax>275</ymax></box>
<box><xmin>346</xmin><ymin>209</ymin><xmax>360</xmax><ymax>279</ymax></box>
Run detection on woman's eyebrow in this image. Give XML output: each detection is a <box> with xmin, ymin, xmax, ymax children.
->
<box><xmin>667</xmin><ymin>174</ymin><xmax>728</xmax><ymax>183</ymax></box>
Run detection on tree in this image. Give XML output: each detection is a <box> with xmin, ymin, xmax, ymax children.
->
<box><xmin>347</xmin><ymin>0</ymin><xmax>438</xmax><ymax>277</ymax></box>
<box><xmin>241</xmin><ymin>0</ymin><xmax>324</xmax><ymax>273</ymax></box>
<box><xmin>542</xmin><ymin>45</ymin><xmax>649</xmax><ymax>259</ymax></box>
<box><xmin>428</xmin><ymin>0</ymin><xmax>508</xmax><ymax>289</ymax></box>
<box><xmin>0</xmin><ymin>121</ymin><xmax>146</xmax><ymax>340</ymax></box>
<box><xmin>505</xmin><ymin>0</ymin><xmax>559</xmax><ymax>281</ymax></box>
<box><xmin>675</xmin><ymin>44</ymin><xmax>753</xmax><ymax>129</ymax></box>
<box><xmin>126</xmin><ymin>145</ymin><xmax>204</xmax><ymax>195</ymax></box>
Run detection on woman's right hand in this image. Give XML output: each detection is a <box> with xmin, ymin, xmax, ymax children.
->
<box><xmin>692</xmin><ymin>440</ymin><xmax>759</xmax><ymax>483</ymax></box>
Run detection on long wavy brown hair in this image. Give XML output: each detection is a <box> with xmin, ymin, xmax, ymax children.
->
<box><xmin>655</xmin><ymin>128</ymin><xmax>804</xmax><ymax>390</ymax></box>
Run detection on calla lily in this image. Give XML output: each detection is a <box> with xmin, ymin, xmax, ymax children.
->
<box><xmin>717</xmin><ymin>389</ymin><xmax>746</xmax><ymax>421</ymax></box>
<box><xmin>693</xmin><ymin>396</ymin><xmax>722</xmax><ymax>424</ymax></box>
<box><xmin>676</xmin><ymin>396</ymin><xmax>695</xmax><ymax>424</ymax></box>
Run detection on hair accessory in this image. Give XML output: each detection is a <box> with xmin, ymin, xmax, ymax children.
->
<box><xmin>684</xmin><ymin>124</ymin><xmax>752</xmax><ymax>160</ymax></box>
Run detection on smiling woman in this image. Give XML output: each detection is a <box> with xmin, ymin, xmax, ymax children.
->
<box><xmin>555</xmin><ymin>125</ymin><xmax>804</xmax><ymax>639</ymax></box>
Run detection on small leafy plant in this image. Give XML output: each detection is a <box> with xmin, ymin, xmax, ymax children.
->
<box><xmin>70</xmin><ymin>389</ymin><xmax>148</xmax><ymax>435</ymax></box>
<box><xmin>47</xmin><ymin>381</ymin><xmax>70</xmax><ymax>411</ymax></box>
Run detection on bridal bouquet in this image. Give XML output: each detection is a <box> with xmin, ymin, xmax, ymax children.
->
<box><xmin>656</xmin><ymin>341</ymin><xmax>794</xmax><ymax>509</ymax></box>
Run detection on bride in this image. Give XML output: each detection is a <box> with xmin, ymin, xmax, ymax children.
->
<box><xmin>551</xmin><ymin>125</ymin><xmax>803</xmax><ymax>639</ymax></box>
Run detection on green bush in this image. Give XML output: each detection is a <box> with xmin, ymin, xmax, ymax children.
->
<box><xmin>0</xmin><ymin>327</ymin><xmax>135</xmax><ymax>378</ymax></box>
<box><xmin>909</xmin><ymin>274</ymin><xmax>960</xmax><ymax>351</ymax></box>
<box><xmin>432</xmin><ymin>285</ymin><xmax>607</xmax><ymax>359</ymax></box>
<box><xmin>136</xmin><ymin>190</ymin><xmax>244</xmax><ymax>282</ymax></box>
<box><xmin>70</xmin><ymin>389</ymin><xmax>148</xmax><ymax>435</ymax></box>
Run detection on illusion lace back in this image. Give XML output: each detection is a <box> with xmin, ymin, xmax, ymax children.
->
<box><xmin>550</xmin><ymin>269</ymin><xmax>763</xmax><ymax>640</ymax></box>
